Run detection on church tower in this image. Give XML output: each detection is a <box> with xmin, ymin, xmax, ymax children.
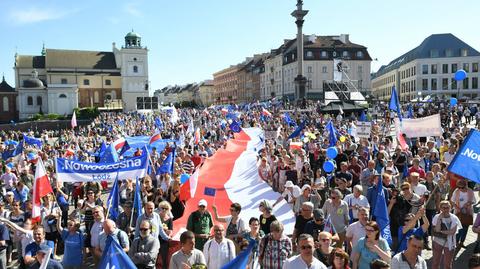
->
<box><xmin>114</xmin><ymin>30</ymin><xmax>149</xmax><ymax>111</ymax></box>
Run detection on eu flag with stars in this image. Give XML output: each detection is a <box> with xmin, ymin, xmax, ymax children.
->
<box><xmin>229</xmin><ymin>120</ymin><xmax>242</xmax><ymax>133</ymax></box>
<box><xmin>106</xmin><ymin>175</ymin><xmax>120</xmax><ymax>221</ymax></box>
<box><xmin>99</xmin><ymin>144</ymin><xmax>119</xmax><ymax>163</ymax></box>
<box><xmin>23</xmin><ymin>134</ymin><xmax>43</xmax><ymax>148</ymax></box>
<box><xmin>204</xmin><ymin>187</ymin><xmax>216</xmax><ymax>197</ymax></box>
<box><xmin>326</xmin><ymin>120</ymin><xmax>338</xmax><ymax>147</ymax></box>
<box><xmin>157</xmin><ymin>150</ymin><xmax>174</xmax><ymax>175</ymax></box>
<box><xmin>373</xmin><ymin>181</ymin><xmax>393</xmax><ymax>246</ymax></box>
<box><xmin>98</xmin><ymin>235</ymin><xmax>136</xmax><ymax>269</ymax></box>
<box><xmin>287</xmin><ymin>120</ymin><xmax>305</xmax><ymax>139</ymax></box>
<box><xmin>389</xmin><ymin>86</ymin><xmax>402</xmax><ymax>121</ymax></box>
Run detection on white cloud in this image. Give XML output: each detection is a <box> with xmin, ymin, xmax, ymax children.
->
<box><xmin>8</xmin><ymin>7</ymin><xmax>71</xmax><ymax>25</ymax></box>
<box><xmin>123</xmin><ymin>3</ymin><xmax>142</xmax><ymax>17</ymax></box>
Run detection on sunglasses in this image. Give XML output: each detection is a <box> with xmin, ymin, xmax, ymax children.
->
<box><xmin>319</xmin><ymin>238</ymin><xmax>330</xmax><ymax>242</ymax></box>
<box><xmin>365</xmin><ymin>228</ymin><xmax>375</xmax><ymax>232</ymax></box>
<box><xmin>140</xmin><ymin>228</ymin><xmax>149</xmax><ymax>231</ymax></box>
<box><xmin>300</xmin><ymin>245</ymin><xmax>313</xmax><ymax>250</ymax></box>
<box><xmin>401</xmin><ymin>188</ymin><xmax>409</xmax><ymax>191</ymax></box>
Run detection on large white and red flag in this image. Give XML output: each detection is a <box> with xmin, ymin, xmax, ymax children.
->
<box><xmin>112</xmin><ymin>137</ymin><xmax>127</xmax><ymax>151</ymax></box>
<box><xmin>71</xmin><ymin>111</ymin><xmax>77</xmax><ymax>129</ymax></box>
<box><xmin>149</xmin><ymin>131</ymin><xmax>162</xmax><ymax>144</ymax></box>
<box><xmin>32</xmin><ymin>159</ymin><xmax>54</xmax><ymax>223</ymax></box>
<box><xmin>175</xmin><ymin>128</ymin><xmax>295</xmax><ymax>239</ymax></box>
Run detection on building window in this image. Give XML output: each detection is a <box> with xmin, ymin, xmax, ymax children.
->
<box><xmin>306</xmin><ymin>51</ymin><xmax>313</xmax><ymax>58</ymax></box>
<box><xmin>59</xmin><ymin>94</ymin><xmax>67</xmax><ymax>98</ymax></box>
<box><xmin>463</xmin><ymin>78</ymin><xmax>469</xmax><ymax>89</ymax></box>
<box><xmin>2</xmin><ymin>97</ymin><xmax>8</xmax><ymax>112</ymax></box>
<box><xmin>105</xmin><ymin>79</ymin><xmax>111</xmax><ymax>86</ymax></box>
<box><xmin>473</xmin><ymin>77</ymin><xmax>478</xmax><ymax>89</ymax></box>
<box><xmin>461</xmin><ymin>49</ymin><xmax>468</xmax><ymax>57</ymax></box>
<box><xmin>422</xmin><ymin>65</ymin><xmax>428</xmax><ymax>74</ymax></box>
<box><xmin>422</xmin><ymin>79</ymin><xmax>428</xmax><ymax>90</ymax></box>
<box><xmin>451</xmin><ymin>64</ymin><xmax>457</xmax><ymax>73</ymax></box>
<box><xmin>431</xmin><ymin>64</ymin><xmax>437</xmax><ymax>74</ymax></box>
<box><xmin>307</xmin><ymin>66</ymin><xmax>313</xmax><ymax>73</ymax></box>
<box><xmin>320</xmin><ymin>51</ymin><xmax>328</xmax><ymax>58</ymax></box>
<box><xmin>94</xmin><ymin>91</ymin><xmax>99</xmax><ymax>103</ymax></box>
<box><xmin>473</xmin><ymin>63</ymin><xmax>479</xmax><ymax>73</ymax></box>
<box><xmin>61</xmin><ymin>78</ymin><xmax>67</xmax><ymax>84</ymax></box>
<box><xmin>133</xmin><ymin>57</ymin><xmax>137</xmax><ymax>61</ymax></box>
<box><xmin>36</xmin><ymin>96</ymin><xmax>42</xmax><ymax>106</ymax></box>
<box><xmin>451</xmin><ymin>78</ymin><xmax>457</xmax><ymax>89</ymax></box>
<box><xmin>445</xmin><ymin>49</ymin><xmax>453</xmax><ymax>57</ymax></box>
<box><xmin>83</xmin><ymin>79</ymin><xmax>90</xmax><ymax>85</ymax></box>
<box><xmin>356</xmin><ymin>51</ymin><xmax>364</xmax><ymax>58</ymax></box>
<box><xmin>27</xmin><ymin>96</ymin><xmax>33</xmax><ymax>106</ymax></box>
<box><xmin>431</xmin><ymin>78</ymin><xmax>437</xmax><ymax>90</ymax></box>
<box><xmin>430</xmin><ymin>49</ymin><xmax>439</xmax><ymax>58</ymax></box>
<box><xmin>133</xmin><ymin>66</ymin><xmax>138</xmax><ymax>73</ymax></box>
<box><xmin>322</xmin><ymin>66</ymin><xmax>327</xmax><ymax>73</ymax></box>
<box><xmin>442</xmin><ymin>78</ymin><xmax>449</xmax><ymax>90</ymax></box>
<box><xmin>342</xmin><ymin>51</ymin><xmax>349</xmax><ymax>58</ymax></box>
<box><xmin>463</xmin><ymin>63</ymin><xmax>469</xmax><ymax>72</ymax></box>
<box><xmin>442</xmin><ymin>64</ymin><xmax>448</xmax><ymax>74</ymax></box>
<box><xmin>358</xmin><ymin>66</ymin><xmax>363</xmax><ymax>74</ymax></box>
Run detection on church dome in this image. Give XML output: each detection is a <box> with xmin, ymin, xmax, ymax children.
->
<box><xmin>125</xmin><ymin>31</ymin><xmax>141</xmax><ymax>38</ymax></box>
<box><xmin>23</xmin><ymin>69</ymin><xmax>45</xmax><ymax>88</ymax></box>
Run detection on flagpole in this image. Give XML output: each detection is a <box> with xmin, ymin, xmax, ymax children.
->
<box><xmin>129</xmin><ymin>177</ymin><xmax>138</xmax><ymax>228</ymax></box>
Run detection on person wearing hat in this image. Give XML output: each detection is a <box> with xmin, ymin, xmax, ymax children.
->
<box><xmin>272</xmin><ymin>180</ymin><xmax>297</xmax><ymax>208</ymax></box>
<box><xmin>259</xmin><ymin>200</ymin><xmax>277</xmax><ymax>235</ymax></box>
<box><xmin>303</xmin><ymin>209</ymin><xmax>326</xmax><ymax>244</ymax></box>
<box><xmin>187</xmin><ymin>199</ymin><xmax>213</xmax><ymax>251</ymax></box>
<box><xmin>28</xmin><ymin>244</ymin><xmax>63</xmax><ymax>269</ymax></box>
<box><xmin>293</xmin><ymin>184</ymin><xmax>322</xmax><ymax>215</ymax></box>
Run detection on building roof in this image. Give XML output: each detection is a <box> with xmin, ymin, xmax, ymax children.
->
<box><xmin>45</xmin><ymin>49</ymin><xmax>118</xmax><ymax>69</ymax></box>
<box><xmin>15</xmin><ymin>55</ymin><xmax>45</xmax><ymax>69</ymax></box>
<box><xmin>0</xmin><ymin>76</ymin><xmax>15</xmax><ymax>92</ymax></box>
<box><xmin>373</xmin><ymin>33</ymin><xmax>480</xmax><ymax>78</ymax></box>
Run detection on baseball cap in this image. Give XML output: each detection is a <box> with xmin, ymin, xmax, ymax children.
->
<box><xmin>313</xmin><ymin>209</ymin><xmax>324</xmax><ymax>220</ymax></box>
<box><xmin>198</xmin><ymin>199</ymin><xmax>207</xmax><ymax>207</ymax></box>
<box><xmin>285</xmin><ymin>181</ymin><xmax>294</xmax><ymax>188</ymax></box>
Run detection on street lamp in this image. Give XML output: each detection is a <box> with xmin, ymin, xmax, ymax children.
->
<box><xmin>417</xmin><ymin>91</ymin><xmax>422</xmax><ymax>103</ymax></box>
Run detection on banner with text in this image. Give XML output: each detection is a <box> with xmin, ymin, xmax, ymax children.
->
<box><xmin>395</xmin><ymin>114</ymin><xmax>442</xmax><ymax>138</ymax></box>
<box><xmin>355</xmin><ymin>121</ymin><xmax>372</xmax><ymax>138</ymax></box>
<box><xmin>56</xmin><ymin>151</ymin><xmax>148</xmax><ymax>182</ymax></box>
<box><xmin>448</xmin><ymin>129</ymin><xmax>480</xmax><ymax>184</ymax></box>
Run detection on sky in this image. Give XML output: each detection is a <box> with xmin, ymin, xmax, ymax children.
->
<box><xmin>1</xmin><ymin>0</ymin><xmax>479</xmax><ymax>92</ymax></box>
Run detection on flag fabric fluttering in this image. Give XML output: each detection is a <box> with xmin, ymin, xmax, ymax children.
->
<box><xmin>154</xmin><ymin>117</ymin><xmax>164</xmax><ymax>130</ymax></box>
<box><xmin>157</xmin><ymin>149</ymin><xmax>175</xmax><ymax>175</ymax></box>
<box><xmin>106</xmin><ymin>174</ymin><xmax>120</xmax><ymax>221</ymax></box>
<box><xmin>194</xmin><ymin>127</ymin><xmax>201</xmax><ymax>145</ymax></box>
<box><xmin>287</xmin><ymin>120</ymin><xmax>305</xmax><ymax>140</ymax></box>
<box><xmin>96</xmin><ymin>142</ymin><xmax>107</xmax><ymax>158</ymax></box>
<box><xmin>229</xmin><ymin>120</ymin><xmax>242</xmax><ymax>133</ymax></box>
<box><xmin>324</xmin><ymin>214</ymin><xmax>337</xmax><ymax>235</ymax></box>
<box><xmin>262</xmin><ymin>108</ymin><xmax>272</xmax><ymax>117</ymax></box>
<box><xmin>149</xmin><ymin>131</ymin><xmax>162</xmax><ymax>144</ymax></box>
<box><xmin>23</xmin><ymin>134</ymin><xmax>43</xmax><ymax>148</ymax></box>
<box><xmin>389</xmin><ymin>86</ymin><xmax>402</xmax><ymax>121</ymax></box>
<box><xmin>132</xmin><ymin>177</ymin><xmax>143</xmax><ymax>222</ymax></box>
<box><xmin>373</xmin><ymin>181</ymin><xmax>393</xmax><ymax>246</ymax></box>
<box><xmin>407</xmin><ymin>104</ymin><xmax>414</xmax><ymax>119</ymax></box>
<box><xmin>98</xmin><ymin>236</ymin><xmax>136</xmax><ymax>269</ymax></box>
<box><xmin>99</xmin><ymin>144</ymin><xmax>120</xmax><ymax>163</ymax></box>
<box><xmin>283</xmin><ymin>112</ymin><xmax>296</xmax><ymax>126</ymax></box>
<box><xmin>221</xmin><ymin>239</ymin><xmax>255</xmax><ymax>269</ymax></box>
<box><xmin>359</xmin><ymin>111</ymin><xmax>367</xmax><ymax>122</ymax></box>
<box><xmin>112</xmin><ymin>137</ymin><xmax>127</xmax><ymax>152</ymax></box>
<box><xmin>203</xmin><ymin>187</ymin><xmax>216</xmax><ymax>197</ymax></box>
<box><xmin>118</xmin><ymin>140</ymin><xmax>131</xmax><ymax>156</ymax></box>
<box><xmin>326</xmin><ymin>120</ymin><xmax>338</xmax><ymax>147</ymax></box>
<box><xmin>71</xmin><ymin>110</ymin><xmax>77</xmax><ymax>129</ymax></box>
<box><xmin>32</xmin><ymin>159</ymin><xmax>54</xmax><ymax>223</ymax></box>
<box><xmin>170</xmin><ymin>106</ymin><xmax>179</xmax><ymax>124</ymax></box>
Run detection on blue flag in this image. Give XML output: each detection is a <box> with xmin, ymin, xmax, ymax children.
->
<box><xmin>359</xmin><ymin>111</ymin><xmax>367</xmax><ymax>122</ymax></box>
<box><xmin>23</xmin><ymin>134</ymin><xmax>42</xmax><ymax>148</ymax></box>
<box><xmin>283</xmin><ymin>112</ymin><xmax>296</xmax><ymax>126</ymax></box>
<box><xmin>288</xmin><ymin>120</ymin><xmax>305</xmax><ymax>140</ymax></box>
<box><xmin>221</xmin><ymin>239</ymin><xmax>256</xmax><ymax>269</ymax></box>
<box><xmin>96</xmin><ymin>142</ymin><xmax>107</xmax><ymax>158</ymax></box>
<box><xmin>157</xmin><ymin>150</ymin><xmax>174</xmax><ymax>175</ymax></box>
<box><xmin>407</xmin><ymin>104</ymin><xmax>414</xmax><ymax>119</ymax></box>
<box><xmin>204</xmin><ymin>187</ymin><xmax>216</xmax><ymax>197</ymax></box>
<box><xmin>133</xmin><ymin>177</ymin><xmax>142</xmax><ymax>221</ymax></box>
<box><xmin>373</xmin><ymin>182</ymin><xmax>392</xmax><ymax>246</ymax></box>
<box><xmin>388</xmin><ymin>86</ymin><xmax>402</xmax><ymax>121</ymax></box>
<box><xmin>1</xmin><ymin>141</ymin><xmax>23</xmax><ymax>160</ymax></box>
<box><xmin>448</xmin><ymin>129</ymin><xmax>480</xmax><ymax>183</ymax></box>
<box><xmin>106</xmin><ymin>175</ymin><xmax>120</xmax><ymax>221</ymax></box>
<box><xmin>98</xmin><ymin>235</ymin><xmax>136</xmax><ymax>269</ymax></box>
<box><xmin>229</xmin><ymin>120</ymin><xmax>242</xmax><ymax>133</ymax></box>
<box><xmin>155</xmin><ymin>117</ymin><xmax>163</xmax><ymax>130</ymax></box>
<box><xmin>326</xmin><ymin>120</ymin><xmax>338</xmax><ymax>147</ymax></box>
<box><xmin>118</xmin><ymin>141</ymin><xmax>131</xmax><ymax>156</ymax></box>
<box><xmin>100</xmin><ymin>144</ymin><xmax>119</xmax><ymax>163</ymax></box>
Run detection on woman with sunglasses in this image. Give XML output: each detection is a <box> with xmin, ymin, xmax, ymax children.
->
<box><xmin>328</xmin><ymin>248</ymin><xmax>350</xmax><ymax>269</ymax></box>
<box><xmin>57</xmin><ymin>218</ymin><xmax>84</xmax><ymax>269</ymax></box>
<box><xmin>81</xmin><ymin>189</ymin><xmax>103</xmax><ymax>251</ymax></box>
<box><xmin>451</xmin><ymin>179</ymin><xmax>476</xmax><ymax>248</ymax></box>
<box><xmin>157</xmin><ymin>201</ymin><xmax>173</xmax><ymax>269</ymax></box>
<box><xmin>351</xmin><ymin>221</ymin><xmax>391</xmax><ymax>269</ymax></box>
<box><xmin>431</xmin><ymin>200</ymin><xmax>462</xmax><ymax>269</ymax></box>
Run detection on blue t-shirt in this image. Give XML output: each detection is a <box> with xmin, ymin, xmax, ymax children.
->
<box><xmin>62</xmin><ymin>229</ymin><xmax>84</xmax><ymax>266</ymax></box>
<box><xmin>0</xmin><ymin>224</ymin><xmax>9</xmax><ymax>250</ymax></box>
<box><xmin>397</xmin><ymin>226</ymin><xmax>424</xmax><ymax>253</ymax></box>
<box><xmin>25</xmin><ymin>241</ymin><xmax>55</xmax><ymax>258</ymax></box>
<box><xmin>353</xmin><ymin>237</ymin><xmax>390</xmax><ymax>269</ymax></box>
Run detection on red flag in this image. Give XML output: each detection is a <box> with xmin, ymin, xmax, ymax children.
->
<box><xmin>397</xmin><ymin>132</ymin><xmax>409</xmax><ymax>151</ymax></box>
<box><xmin>262</xmin><ymin>108</ymin><xmax>272</xmax><ymax>117</ymax></box>
<box><xmin>149</xmin><ymin>131</ymin><xmax>162</xmax><ymax>144</ymax></box>
<box><xmin>71</xmin><ymin>111</ymin><xmax>77</xmax><ymax>129</ymax></box>
<box><xmin>112</xmin><ymin>137</ymin><xmax>126</xmax><ymax>151</ymax></box>
<box><xmin>32</xmin><ymin>159</ymin><xmax>54</xmax><ymax>223</ymax></box>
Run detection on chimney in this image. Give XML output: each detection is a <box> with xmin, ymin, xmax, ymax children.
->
<box><xmin>339</xmin><ymin>34</ymin><xmax>349</xmax><ymax>44</ymax></box>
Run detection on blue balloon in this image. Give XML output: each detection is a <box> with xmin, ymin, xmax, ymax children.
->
<box><xmin>326</xmin><ymin>147</ymin><xmax>338</xmax><ymax>159</ymax></box>
<box><xmin>450</xmin><ymin>97</ymin><xmax>458</xmax><ymax>107</ymax></box>
<box><xmin>454</xmin><ymin>69</ymin><xmax>467</xmax><ymax>81</ymax></box>
<box><xmin>323</xmin><ymin>160</ymin><xmax>335</xmax><ymax>173</ymax></box>
<box><xmin>180</xmin><ymin>173</ymin><xmax>190</xmax><ymax>184</ymax></box>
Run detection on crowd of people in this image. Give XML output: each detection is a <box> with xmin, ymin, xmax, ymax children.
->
<box><xmin>0</xmin><ymin>99</ymin><xmax>479</xmax><ymax>269</ymax></box>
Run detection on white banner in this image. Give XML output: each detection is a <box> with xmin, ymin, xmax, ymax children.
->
<box><xmin>333</xmin><ymin>59</ymin><xmax>343</xmax><ymax>82</ymax></box>
<box><xmin>356</xmin><ymin>121</ymin><xmax>372</xmax><ymax>138</ymax></box>
<box><xmin>395</xmin><ymin>114</ymin><xmax>442</xmax><ymax>138</ymax></box>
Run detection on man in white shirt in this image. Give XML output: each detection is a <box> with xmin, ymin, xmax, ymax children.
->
<box><xmin>203</xmin><ymin>224</ymin><xmax>235</xmax><ymax>269</ymax></box>
<box><xmin>90</xmin><ymin>206</ymin><xmax>104</xmax><ymax>264</ymax></box>
<box><xmin>282</xmin><ymin>234</ymin><xmax>327</xmax><ymax>269</ymax></box>
<box><xmin>391</xmin><ymin>234</ymin><xmax>427</xmax><ymax>269</ymax></box>
<box><xmin>343</xmin><ymin>185</ymin><xmax>370</xmax><ymax>221</ymax></box>
<box><xmin>410</xmin><ymin>173</ymin><xmax>427</xmax><ymax>197</ymax></box>
<box><xmin>346</xmin><ymin>207</ymin><xmax>369</xmax><ymax>255</ymax></box>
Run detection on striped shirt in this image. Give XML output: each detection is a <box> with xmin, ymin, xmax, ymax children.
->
<box><xmin>258</xmin><ymin>233</ymin><xmax>292</xmax><ymax>269</ymax></box>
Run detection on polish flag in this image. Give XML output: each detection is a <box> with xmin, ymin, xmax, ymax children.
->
<box><xmin>397</xmin><ymin>132</ymin><xmax>409</xmax><ymax>151</ymax></box>
<box><xmin>194</xmin><ymin>128</ymin><xmax>201</xmax><ymax>145</ymax></box>
<box><xmin>64</xmin><ymin>148</ymin><xmax>75</xmax><ymax>157</ymax></box>
<box><xmin>71</xmin><ymin>111</ymin><xmax>77</xmax><ymax>129</ymax></box>
<box><xmin>173</xmin><ymin>128</ymin><xmax>296</xmax><ymax>239</ymax></box>
<box><xmin>149</xmin><ymin>131</ymin><xmax>162</xmax><ymax>144</ymax></box>
<box><xmin>289</xmin><ymin>141</ymin><xmax>303</xmax><ymax>151</ymax></box>
<box><xmin>262</xmin><ymin>108</ymin><xmax>272</xmax><ymax>117</ymax></box>
<box><xmin>112</xmin><ymin>137</ymin><xmax>126</xmax><ymax>151</ymax></box>
<box><xmin>32</xmin><ymin>159</ymin><xmax>54</xmax><ymax>223</ymax></box>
